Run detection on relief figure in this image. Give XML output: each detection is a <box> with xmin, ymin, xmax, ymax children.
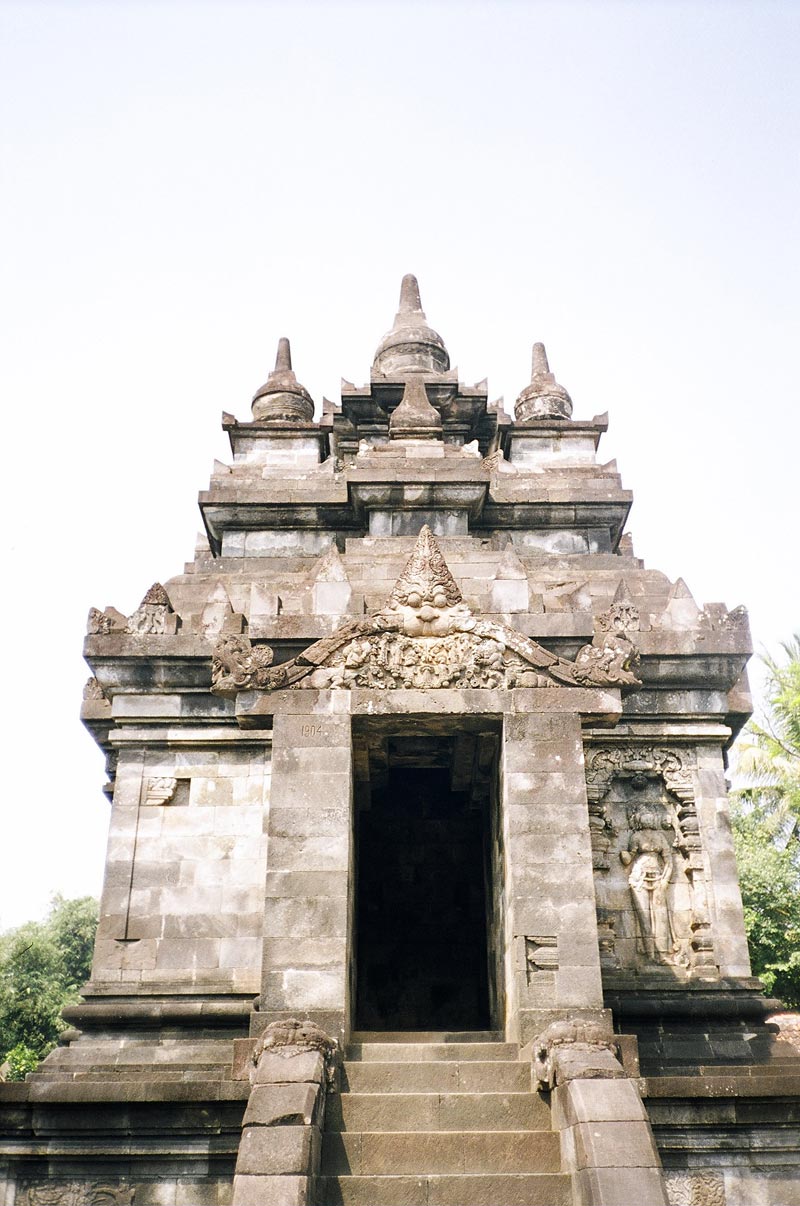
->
<box><xmin>621</xmin><ymin>804</ymin><xmax>685</xmax><ymax>966</ymax></box>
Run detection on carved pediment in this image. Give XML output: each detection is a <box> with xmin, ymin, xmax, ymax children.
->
<box><xmin>211</xmin><ymin>526</ymin><xmax>641</xmax><ymax>696</ymax></box>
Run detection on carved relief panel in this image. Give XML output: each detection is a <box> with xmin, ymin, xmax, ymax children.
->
<box><xmin>585</xmin><ymin>747</ymin><xmax>717</xmax><ymax>978</ymax></box>
<box><xmin>20</xmin><ymin>1184</ymin><xmax>134</xmax><ymax>1205</ymax></box>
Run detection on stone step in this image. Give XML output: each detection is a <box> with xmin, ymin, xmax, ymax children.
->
<box><xmin>321</xmin><ymin>1129</ymin><xmax>561</xmax><ymax>1175</ymax></box>
<box><xmin>318</xmin><ymin>1172</ymin><xmax>572</xmax><ymax>1205</ymax></box>
<box><xmin>341</xmin><ymin>1060</ymin><xmax>530</xmax><ymax>1093</ymax></box>
<box><xmin>350</xmin><ymin>1031</ymin><xmax>503</xmax><ymax>1044</ymax></box>
<box><xmin>347</xmin><ymin>1042</ymin><xmax>518</xmax><ymax>1063</ymax></box>
<box><xmin>326</xmin><ymin>1092</ymin><xmax>551</xmax><ymax>1133</ymax></box>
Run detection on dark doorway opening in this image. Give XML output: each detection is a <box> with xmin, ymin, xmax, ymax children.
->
<box><xmin>354</xmin><ymin>730</ymin><xmax>498</xmax><ymax>1032</ymax></box>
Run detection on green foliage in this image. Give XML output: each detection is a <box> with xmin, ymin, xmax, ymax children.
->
<box><xmin>732</xmin><ymin>635</ymin><xmax>800</xmax><ymax>1006</ymax></box>
<box><xmin>730</xmin><ymin>800</ymin><xmax>800</xmax><ymax>1005</ymax></box>
<box><xmin>3</xmin><ymin>1042</ymin><xmax>40</xmax><ymax>1082</ymax></box>
<box><xmin>735</xmin><ymin>635</ymin><xmax>800</xmax><ymax>829</ymax></box>
<box><xmin>0</xmin><ymin>895</ymin><xmax>98</xmax><ymax>1079</ymax></box>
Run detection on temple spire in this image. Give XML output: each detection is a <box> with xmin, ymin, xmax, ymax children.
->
<box><xmin>252</xmin><ymin>336</ymin><xmax>315</xmax><ymax>424</ymax></box>
<box><xmin>515</xmin><ymin>341</ymin><xmax>573</xmax><ymax>421</ymax></box>
<box><xmin>372</xmin><ymin>274</ymin><xmax>451</xmax><ymax>377</ymax></box>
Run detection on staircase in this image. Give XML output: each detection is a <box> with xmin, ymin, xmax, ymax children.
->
<box><xmin>319</xmin><ymin>1031</ymin><xmax>571</xmax><ymax>1206</ymax></box>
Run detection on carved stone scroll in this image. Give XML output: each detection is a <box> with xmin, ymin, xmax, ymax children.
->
<box><xmin>533</xmin><ymin>1018</ymin><xmax>624</xmax><ymax>1090</ymax></box>
<box><xmin>665</xmin><ymin>1170</ymin><xmax>726</xmax><ymax>1206</ymax></box>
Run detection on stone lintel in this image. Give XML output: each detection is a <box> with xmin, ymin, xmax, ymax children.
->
<box><xmin>235</xmin><ymin>687</ymin><xmax>623</xmax><ymax>727</ymax></box>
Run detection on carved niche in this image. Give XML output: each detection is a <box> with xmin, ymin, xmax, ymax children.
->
<box><xmin>211</xmin><ymin>526</ymin><xmax>641</xmax><ymax>696</ymax></box>
<box><xmin>585</xmin><ymin>747</ymin><xmax>716</xmax><ymax>977</ymax></box>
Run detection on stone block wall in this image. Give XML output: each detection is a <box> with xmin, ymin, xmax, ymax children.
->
<box><xmin>92</xmin><ymin>741</ymin><xmax>270</xmax><ymax>993</ymax></box>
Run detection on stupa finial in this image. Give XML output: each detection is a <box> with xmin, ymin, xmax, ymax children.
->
<box><xmin>398</xmin><ymin>273</ymin><xmax>424</xmax><ymax>315</ymax></box>
<box><xmin>252</xmin><ymin>336</ymin><xmax>315</xmax><ymax>424</ymax></box>
<box><xmin>531</xmin><ymin>342</ymin><xmax>550</xmax><ymax>378</ymax></box>
<box><xmin>515</xmin><ymin>341</ymin><xmax>573</xmax><ymax>422</ymax></box>
<box><xmin>275</xmin><ymin>336</ymin><xmax>292</xmax><ymax>373</ymax></box>
<box><xmin>372</xmin><ymin>274</ymin><xmax>450</xmax><ymax>377</ymax></box>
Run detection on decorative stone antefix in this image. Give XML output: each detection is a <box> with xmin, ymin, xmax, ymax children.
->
<box><xmin>87</xmin><ymin>583</ymin><xmax>180</xmax><ymax>637</ymax></box>
<box><xmin>199</xmin><ymin>579</ymin><xmax>244</xmax><ymax>638</ymax></box>
<box><xmin>489</xmin><ymin>540</ymin><xmax>530</xmax><ymax>613</ymax></box>
<box><xmin>585</xmin><ymin>746</ymin><xmax>718</xmax><ymax>978</ymax></box>
<box><xmin>211</xmin><ymin>525</ymin><xmax>640</xmax><ymax>696</ymax></box>
<box><xmin>311</xmin><ymin>542</ymin><xmax>352</xmax><ymax>616</ymax></box>
<box><xmin>232</xmin><ymin>1018</ymin><xmax>337</xmax><ymax>1206</ymax></box>
<box><xmin>124</xmin><ymin>582</ymin><xmax>179</xmax><ymax>635</ymax></box>
<box><xmin>82</xmin><ymin>676</ymin><xmax>107</xmax><ymax>701</ymax></box>
<box><xmin>534</xmin><ymin>1018</ymin><xmax>670</xmax><ymax>1206</ymax></box>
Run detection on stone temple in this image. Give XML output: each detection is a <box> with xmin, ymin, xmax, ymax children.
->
<box><xmin>2</xmin><ymin>276</ymin><xmax>799</xmax><ymax>1205</ymax></box>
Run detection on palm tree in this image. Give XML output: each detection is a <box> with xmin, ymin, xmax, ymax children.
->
<box><xmin>731</xmin><ymin>635</ymin><xmax>800</xmax><ymax>1004</ymax></box>
<box><xmin>734</xmin><ymin>634</ymin><xmax>800</xmax><ymax>837</ymax></box>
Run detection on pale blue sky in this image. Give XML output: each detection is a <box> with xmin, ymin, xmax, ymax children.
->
<box><xmin>1</xmin><ymin>1</ymin><xmax>798</xmax><ymax>927</ymax></box>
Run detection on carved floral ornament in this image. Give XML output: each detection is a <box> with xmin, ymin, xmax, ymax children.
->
<box><xmin>211</xmin><ymin>526</ymin><xmax>641</xmax><ymax>695</ymax></box>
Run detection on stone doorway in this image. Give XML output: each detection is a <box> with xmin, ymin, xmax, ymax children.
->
<box><xmin>352</xmin><ymin>725</ymin><xmax>502</xmax><ymax>1032</ymax></box>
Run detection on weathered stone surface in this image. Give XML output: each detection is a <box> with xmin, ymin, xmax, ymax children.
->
<box><xmin>235</xmin><ymin>1123</ymin><xmax>316</xmax><ymax>1174</ymax></box>
<box><xmin>243</xmin><ymin>1082</ymin><xmax>321</xmax><ymax>1128</ymax></box>
<box><xmin>9</xmin><ymin>276</ymin><xmax>794</xmax><ymax>1206</ymax></box>
<box><xmin>231</xmin><ymin>1174</ymin><xmax>310</xmax><ymax>1206</ymax></box>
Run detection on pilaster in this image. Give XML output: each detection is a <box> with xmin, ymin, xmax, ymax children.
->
<box><xmin>501</xmin><ymin>712</ymin><xmax>604</xmax><ymax>1044</ymax></box>
<box><xmin>257</xmin><ymin>712</ymin><xmax>354</xmax><ymax>1044</ymax></box>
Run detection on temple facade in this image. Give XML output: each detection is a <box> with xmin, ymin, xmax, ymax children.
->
<box><xmin>2</xmin><ymin>277</ymin><xmax>799</xmax><ymax>1205</ymax></box>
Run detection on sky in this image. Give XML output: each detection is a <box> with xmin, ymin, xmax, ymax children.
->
<box><xmin>0</xmin><ymin>0</ymin><xmax>798</xmax><ymax>929</ymax></box>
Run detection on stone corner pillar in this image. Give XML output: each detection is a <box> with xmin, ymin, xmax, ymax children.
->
<box><xmin>259</xmin><ymin>708</ymin><xmax>354</xmax><ymax>1046</ymax></box>
<box><xmin>501</xmin><ymin>710</ymin><xmax>603</xmax><ymax>1044</ymax></box>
